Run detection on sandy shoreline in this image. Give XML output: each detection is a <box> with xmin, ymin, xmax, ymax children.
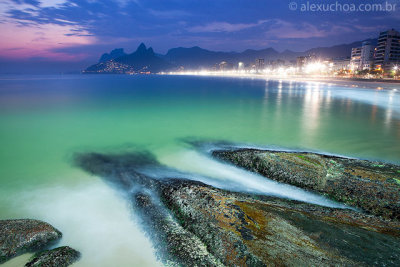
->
<box><xmin>165</xmin><ymin>73</ymin><xmax>400</xmax><ymax>90</ymax></box>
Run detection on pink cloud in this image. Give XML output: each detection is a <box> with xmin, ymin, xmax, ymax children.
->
<box><xmin>0</xmin><ymin>22</ymin><xmax>95</xmax><ymax>61</ymax></box>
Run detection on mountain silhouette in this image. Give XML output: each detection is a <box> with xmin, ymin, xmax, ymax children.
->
<box><xmin>85</xmin><ymin>38</ymin><xmax>377</xmax><ymax>73</ymax></box>
<box><xmin>85</xmin><ymin>43</ymin><xmax>171</xmax><ymax>73</ymax></box>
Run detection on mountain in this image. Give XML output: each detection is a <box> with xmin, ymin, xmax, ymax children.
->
<box><xmin>84</xmin><ymin>38</ymin><xmax>377</xmax><ymax>73</ymax></box>
<box><xmin>164</xmin><ymin>46</ymin><xmax>237</xmax><ymax>68</ymax></box>
<box><xmin>84</xmin><ymin>43</ymin><xmax>171</xmax><ymax>73</ymax></box>
<box><xmin>114</xmin><ymin>43</ymin><xmax>170</xmax><ymax>71</ymax></box>
<box><xmin>162</xmin><ymin>40</ymin><xmax>375</xmax><ymax>69</ymax></box>
<box><xmin>164</xmin><ymin>47</ymin><xmax>285</xmax><ymax>68</ymax></box>
<box><xmin>304</xmin><ymin>38</ymin><xmax>377</xmax><ymax>59</ymax></box>
<box><xmin>237</xmin><ymin>48</ymin><xmax>281</xmax><ymax>62</ymax></box>
<box><xmin>99</xmin><ymin>48</ymin><xmax>127</xmax><ymax>62</ymax></box>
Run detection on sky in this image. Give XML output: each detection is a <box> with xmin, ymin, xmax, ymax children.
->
<box><xmin>0</xmin><ymin>0</ymin><xmax>399</xmax><ymax>73</ymax></box>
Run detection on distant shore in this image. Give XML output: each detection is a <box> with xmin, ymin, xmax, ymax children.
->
<box><xmin>165</xmin><ymin>72</ymin><xmax>400</xmax><ymax>90</ymax></box>
<box><xmin>280</xmin><ymin>76</ymin><xmax>400</xmax><ymax>90</ymax></box>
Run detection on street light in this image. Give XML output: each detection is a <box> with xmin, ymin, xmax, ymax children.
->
<box><xmin>393</xmin><ymin>65</ymin><xmax>399</xmax><ymax>79</ymax></box>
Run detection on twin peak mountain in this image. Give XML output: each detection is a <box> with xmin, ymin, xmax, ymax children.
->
<box><xmin>84</xmin><ymin>43</ymin><xmax>170</xmax><ymax>74</ymax></box>
<box><xmin>84</xmin><ymin>39</ymin><xmax>376</xmax><ymax>74</ymax></box>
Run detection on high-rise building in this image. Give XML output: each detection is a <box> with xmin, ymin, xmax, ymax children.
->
<box><xmin>350</xmin><ymin>41</ymin><xmax>375</xmax><ymax>71</ymax></box>
<box><xmin>374</xmin><ymin>29</ymin><xmax>400</xmax><ymax>70</ymax></box>
<box><xmin>350</xmin><ymin>47</ymin><xmax>362</xmax><ymax>70</ymax></box>
<box><xmin>360</xmin><ymin>41</ymin><xmax>374</xmax><ymax>70</ymax></box>
<box><xmin>255</xmin><ymin>58</ymin><xmax>265</xmax><ymax>70</ymax></box>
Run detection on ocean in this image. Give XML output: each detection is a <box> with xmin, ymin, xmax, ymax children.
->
<box><xmin>0</xmin><ymin>74</ymin><xmax>399</xmax><ymax>266</ymax></box>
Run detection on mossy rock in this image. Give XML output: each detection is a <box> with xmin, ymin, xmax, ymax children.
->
<box><xmin>0</xmin><ymin>219</ymin><xmax>62</xmax><ymax>264</ymax></box>
<box><xmin>25</xmin><ymin>246</ymin><xmax>80</xmax><ymax>267</ymax></box>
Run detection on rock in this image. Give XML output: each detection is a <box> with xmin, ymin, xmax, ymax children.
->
<box><xmin>76</xmin><ymin>151</ymin><xmax>222</xmax><ymax>266</ymax></box>
<box><xmin>212</xmin><ymin>149</ymin><xmax>400</xmax><ymax>220</ymax></box>
<box><xmin>0</xmin><ymin>219</ymin><xmax>62</xmax><ymax>263</ymax></box>
<box><xmin>25</xmin><ymin>246</ymin><xmax>80</xmax><ymax>267</ymax></box>
<box><xmin>76</xmin><ymin>151</ymin><xmax>400</xmax><ymax>266</ymax></box>
<box><xmin>133</xmin><ymin>191</ymin><xmax>223</xmax><ymax>266</ymax></box>
<box><xmin>160</xmin><ymin>179</ymin><xmax>400</xmax><ymax>266</ymax></box>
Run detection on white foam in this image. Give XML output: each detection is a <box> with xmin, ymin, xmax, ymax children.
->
<box><xmin>159</xmin><ymin>149</ymin><xmax>351</xmax><ymax>209</ymax></box>
<box><xmin>12</xmin><ymin>178</ymin><xmax>162</xmax><ymax>267</ymax></box>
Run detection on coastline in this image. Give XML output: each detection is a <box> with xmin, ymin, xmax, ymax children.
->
<box><xmin>73</xmin><ymin>149</ymin><xmax>400</xmax><ymax>266</ymax></box>
<box><xmin>164</xmin><ymin>72</ymin><xmax>400</xmax><ymax>90</ymax></box>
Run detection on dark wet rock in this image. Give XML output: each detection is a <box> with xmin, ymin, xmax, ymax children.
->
<box><xmin>76</xmin><ymin>151</ymin><xmax>400</xmax><ymax>266</ymax></box>
<box><xmin>133</xmin><ymin>191</ymin><xmax>223</xmax><ymax>266</ymax></box>
<box><xmin>0</xmin><ymin>219</ymin><xmax>62</xmax><ymax>263</ymax></box>
<box><xmin>160</xmin><ymin>180</ymin><xmax>400</xmax><ymax>266</ymax></box>
<box><xmin>75</xmin><ymin>152</ymin><xmax>160</xmax><ymax>191</ymax></box>
<box><xmin>213</xmin><ymin>149</ymin><xmax>400</xmax><ymax>220</ymax></box>
<box><xmin>76</xmin><ymin>152</ymin><xmax>221</xmax><ymax>266</ymax></box>
<box><xmin>25</xmin><ymin>246</ymin><xmax>80</xmax><ymax>267</ymax></box>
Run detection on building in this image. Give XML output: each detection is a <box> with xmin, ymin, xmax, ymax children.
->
<box><xmin>374</xmin><ymin>29</ymin><xmax>400</xmax><ymax>70</ymax></box>
<box><xmin>331</xmin><ymin>58</ymin><xmax>351</xmax><ymax>71</ymax></box>
<box><xmin>255</xmin><ymin>58</ymin><xmax>265</xmax><ymax>71</ymax></box>
<box><xmin>238</xmin><ymin>62</ymin><xmax>245</xmax><ymax>70</ymax></box>
<box><xmin>296</xmin><ymin>55</ymin><xmax>316</xmax><ymax>73</ymax></box>
<box><xmin>296</xmin><ymin>56</ymin><xmax>307</xmax><ymax>71</ymax></box>
<box><xmin>350</xmin><ymin>47</ymin><xmax>362</xmax><ymax>70</ymax></box>
<box><xmin>360</xmin><ymin>41</ymin><xmax>374</xmax><ymax>70</ymax></box>
<box><xmin>350</xmin><ymin>41</ymin><xmax>375</xmax><ymax>71</ymax></box>
<box><xmin>219</xmin><ymin>61</ymin><xmax>228</xmax><ymax>71</ymax></box>
<box><xmin>218</xmin><ymin>61</ymin><xmax>233</xmax><ymax>71</ymax></box>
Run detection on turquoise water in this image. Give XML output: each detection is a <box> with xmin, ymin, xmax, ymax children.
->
<box><xmin>0</xmin><ymin>75</ymin><xmax>399</xmax><ymax>266</ymax></box>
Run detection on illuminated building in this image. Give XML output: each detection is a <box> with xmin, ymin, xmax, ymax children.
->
<box><xmin>374</xmin><ymin>29</ymin><xmax>400</xmax><ymax>70</ymax></box>
<box><xmin>350</xmin><ymin>41</ymin><xmax>375</xmax><ymax>71</ymax></box>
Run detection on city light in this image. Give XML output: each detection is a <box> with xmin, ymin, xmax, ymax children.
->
<box><xmin>305</xmin><ymin>62</ymin><xmax>327</xmax><ymax>74</ymax></box>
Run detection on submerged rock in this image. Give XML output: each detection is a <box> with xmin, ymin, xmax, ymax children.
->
<box><xmin>25</xmin><ymin>246</ymin><xmax>80</xmax><ymax>267</ymax></box>
<box><xmin>76</xmin><ymin>151</ymin><xmax>400</xmax><ymax>266</ymax></box>
<box><xmin>76</xmin><ymin>151</ymin><xmax>222</xmax><ymax>266</ymax></box>
<box><xmin>213</xmin><ymin>149</ymin><xmax>400</xmax><ymax>220</ymax></box>
<box><xmin>0</xmin><ymin>219</ymin><xmax>62</xmax><ymax>263</ymax></box>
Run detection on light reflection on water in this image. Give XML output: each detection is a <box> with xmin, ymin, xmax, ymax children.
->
<box><xmin>0</xmin><ymin>75</ymin><xmax>399</xmax><ymax>266</ymax></box>
<box><xmin>261</xmin><ymin>80</ymin><xmax>400</xmax><ymax>158</ymax></box>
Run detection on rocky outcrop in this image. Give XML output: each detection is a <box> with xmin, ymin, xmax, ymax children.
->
<box><xmin>160</xmin><ymin>179</ymin><xmax>400</xmax><ymax>266</ymax></box>
<box><xmin>0</xmin><ymin>220</ymin><xmax>79</xmax><ymax>266</ymax></box>
<box><xmin>76</xmin><ymin>152</ymin><xmax>222</xmax><ymax>266</ymax></box>
<box><xmin>0</xmin><ymin>219</ymin><xmax>62</xmax><ymax>263</ymax></box>
<box><xmin>134</xmin><ymin>191</ymin><xmax>223</xmax><ymax>266</ymax></box>
<box><xmin>25</xmin><ymin>246</ymin><xmax>80</xmax><ymax>267</ymax></box>
<box><xmin>76</xmin><ymin>151</ymin><xmax>400</xmax><ymax>266</ymax></box>
<box><xmin>213</xmin><ymin>149</ymin><xmax>400</xmax><ymax>220</ymax></box>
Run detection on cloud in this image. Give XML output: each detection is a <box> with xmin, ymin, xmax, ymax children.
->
<box><xmin>38</xmin><ymin>0</ymin><xmax>68</xmax><ymax>8</ymax></box>
<box><xmin>0</xmin><ymin>20</ymin><xmax>95</xmax><ymax>60</ymax></box>
<box><xmin>188</xmin><ymin>20</ymin><xmax>268</xmax><ymax>33</ymax></box>
<box><xmin>262</xmin><ymin>20</ymin><xmax>358</xmax><ymax>39</ymax></box>
<box><xmin>148</xmin><ymin>9</ymin><xmax>190</xmax><ymax>18</ymax></box>
<box><xmin>263</xmin><ymin>20</ymin><xmax>327</xmax><ymax>39</ymax></box>
<box><xmin>0</xmin><ymin>0</ymin><xmax>399</xmax><ymax>63</ymax></box>
<box><xmin>353</xmin><ymin>24</ymin><xmax>387</xmax><ymax>33</ymax></box>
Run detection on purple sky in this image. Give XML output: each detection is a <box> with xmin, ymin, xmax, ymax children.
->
<box><xmin>0</xmin><ymin>0</ymin><xmax>398</xmax><ymax>73</ymax></box>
